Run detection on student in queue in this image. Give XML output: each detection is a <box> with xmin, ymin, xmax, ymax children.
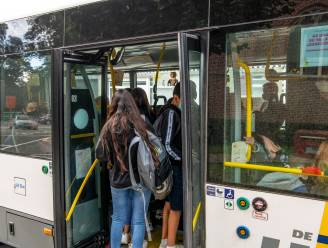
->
<box><xmin>132</xmin><ymin>87</ymin><xmax>156</xmax><ymax>125</ymax></box>
<box><xmin>119</xmin><ymin>87</ymin><xmax>156</xmax><ymax>247</ymax></box>
<box><xmin>96</xmin><ymin>89</ymin><xmax>157</xmax><ymax>248</ymax></box>
<box><xmin>156</xmin><ymin>83</ymin><xmax>183</xmax><ymax>248</ymax></box>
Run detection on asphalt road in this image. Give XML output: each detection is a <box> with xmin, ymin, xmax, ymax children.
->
<box><xmin>0</xmin><ymin>122</ymin><xmax>52</xmax><ymax>159</ymax></box>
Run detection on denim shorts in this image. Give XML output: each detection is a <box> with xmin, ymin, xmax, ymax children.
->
<box><xmin>167</xmin><ymin>165</ymin><xmax>183</xmax><ymax>211</ymax></box>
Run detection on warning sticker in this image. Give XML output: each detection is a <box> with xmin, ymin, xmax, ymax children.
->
<box><xmin>224</xmin><ymin>199</ymin><xmax>234</xmax><ymax>210</ymax></box>
<box><xmin>252</xmin><ymin>210</ymin><xmax>268</xmax><ymax>221</ymax></box>
<box><xmin>215</xmin><ymin>187</ymin><xmax>224</xmax><ymax>198</ymax></box>
<box><xmin>207</xmin><ymin>185</ymin><xmax>216</xmax><ymax>196</ymax></box>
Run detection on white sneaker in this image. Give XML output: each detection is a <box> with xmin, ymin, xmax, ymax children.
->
<box><xmin>121</xmin><ymin>233</ymin><xmax>129</xmax><ymax>245</ymax></box>
<box><xmin>159</xmin><ymin>239</ymin><xmax>167</xmax><ymax>248</ymax></box>
<box><xmin>128</xmin><ymin>240</ymin><xmax>148</xmax><ymax>248</ymax></box>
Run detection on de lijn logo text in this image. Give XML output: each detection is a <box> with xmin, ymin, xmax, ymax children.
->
<box><xmin>261</xmin><ymin>229</ymin><xmax>313</xmax><ymax>248</ymax></box>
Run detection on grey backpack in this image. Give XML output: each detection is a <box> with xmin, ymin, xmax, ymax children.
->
<box><xmin>128</xmin><ymin>130</ymin><xmax>173</xmax><ymax>200</ymax></box>
<box><xmin>128</xmin><ymin>130</ymin><xmax>172</xmax><ymax>241</ymax></box>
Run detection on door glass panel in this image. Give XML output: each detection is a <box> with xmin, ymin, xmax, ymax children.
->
<box><xmin>182</xmin><ymin>35</ymin><xmax>204</xmax><ymax>247</ymax></box>
<box><xmin>189</xmin><ymin>47</ymin><xmax>203</xmax><ymax>247</ymax></box>
<box><xmin>64</xmin><ymin>62</ymin><xmax>103</xmax><ymax>247</ymax></box>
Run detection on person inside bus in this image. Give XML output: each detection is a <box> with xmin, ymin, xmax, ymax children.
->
<box><xmin>156</xmin><ymin>83</ymin><xmax>183</xmax><ymax>248</ymax></box>
<box><xmin>96</xmin><ymin>89</ymin><xmax>158</xmax><ymax>248</ymax></box>
<box><xmin>132</xmin><ymin>87</ymin><xmax>156</xmax><ymax>125</ymax></box>
<box><xmin>310</xmin><ymin>141</ymin><xmax>328</xmax><ymax>196</ymax></box>
<box><xmin>255</xmin><ymin>70</ymin><xmax>286</xmax><ymax>144</ymax></box>
<box><xmin>167</xmin><ymin>72</ymin><xmax>179</xmax><ymax>86</ymax></box>
<box><xmin>246</xmin><ymin>69</ymin><xmax>287</xmax><ymax>164</ymax></box>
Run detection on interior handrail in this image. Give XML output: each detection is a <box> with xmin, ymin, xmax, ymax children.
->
<box><xmin>66</xmin><ymin>159</ymin><xmax>99</xmax><ymax>222</ymax></box>
<box><xmin>108</xmin><ymin>49</ymin><xmax>117</xmax><ymax>96</ymax></box>
<box><xmin>192</xmin><ymin>202</ymin><xmax>202</xmax><ymax>232</ymax></box>
<box><xmin>237</xmin><ymin>58</ymin><xmax>252</xmax><ymax>161</ymax></box>
<box><xmin>153</xmin><ymin>43</ymin><xmax>166</xmax><ymax>106</ymax></box>
<box><xmin>224</xmin><ymin>161</ymin><xmax>327</xmax><ymax>178</ymax></box>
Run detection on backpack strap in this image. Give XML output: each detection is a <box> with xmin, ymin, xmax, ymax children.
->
<box><xmin>128</xmin><ymin>133</ymin><xmax>153</xmax><ymax>242</ymax></box>
<box><xmin>128</xmin><ymin>136</ymin><xmax>141</xmax><ymax>190</ymax></box>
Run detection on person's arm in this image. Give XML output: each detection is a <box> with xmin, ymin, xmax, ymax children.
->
<box><xmin>95</xmin><ymin>131</ymin><xmax>112</xmax><ymax>163</ymax></box>
<box><xmin>161</xmin><ymin>110</ymin><xmax>182</xmax><ymax>161</ymax></box>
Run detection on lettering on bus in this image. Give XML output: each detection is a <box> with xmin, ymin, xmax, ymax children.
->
<box><xmin>14</xmin><ymin>177</ymin><xmax>26</xmax><ymax>196</ymax></box>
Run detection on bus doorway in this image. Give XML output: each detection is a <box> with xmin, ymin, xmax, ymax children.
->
<box><xmin>52</xmin><ymin>34</ymin><xmax>207</xmax><ymax>248</ymax></box>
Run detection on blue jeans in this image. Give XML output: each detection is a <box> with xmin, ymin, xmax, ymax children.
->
<box><xmin>110</xmin><ymin>186</ymin><xmax>151</xmax><ymax>248</ymax></box>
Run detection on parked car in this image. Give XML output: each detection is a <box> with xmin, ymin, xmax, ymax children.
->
<box><xmin>38</xmin><ymin>114</ymin><xmax>51</xmax><ymax>125</ymax></box>
<box><xmin>11</xmin><ymin>115</ymin><xmax>38</xmax><ymax>130</ymax></box>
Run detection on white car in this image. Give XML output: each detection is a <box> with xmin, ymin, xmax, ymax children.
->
<box><xmin>12</xmin><ymin>115</ymin><xmax>38</xmax><ymax>130</ymax></box>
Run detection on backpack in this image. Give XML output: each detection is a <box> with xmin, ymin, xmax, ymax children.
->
<box><xmin>128</xmin><ymin>130</ymin><xmax>173</xmax><ymax>200</ymax></box>
<box><xmin>128</xmin><ymin>130</ymin><xmax>173</xmax><ymax>241</ymax></box>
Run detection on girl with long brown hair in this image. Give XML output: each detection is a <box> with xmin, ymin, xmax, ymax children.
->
<box><xmin>96</xmin><ymin>89</ymin><xmax>156</xmax><ymax>248</ymax></box>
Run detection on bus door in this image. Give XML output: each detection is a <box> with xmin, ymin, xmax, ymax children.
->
<box><xmin>52</xmin><ymin>49</ymin><xmax>108</xmax><ymax>248</ymax></box>
<box><xmin>179</xmin><ymin>32</ymin><xmax>207</xmax><ymax>248</ymax></box>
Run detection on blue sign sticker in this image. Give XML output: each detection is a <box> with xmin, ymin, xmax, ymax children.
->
<box><xmin>207</xmin><ymin>185</ymin><xmax>216</xmax><ymax>196</ymax></box>
<box><xmin>224</xmin><ymin>188</ymin><xmax>234</xmax><ymax>199</ymax></box>
<box><xmin>207</xmin><ymin>190</ymin><xmax>215</xmax><ymax>196</ymax></box>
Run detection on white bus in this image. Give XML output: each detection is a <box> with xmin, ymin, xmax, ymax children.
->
<box><xmin>0</xmin><ymin>1</ymin><xmax>328</xmax><ymax>248</ymax></box>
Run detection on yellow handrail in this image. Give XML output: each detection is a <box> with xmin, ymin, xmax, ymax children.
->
<box><xmin>237</xmin><ymin>58</ymin><xmax>252</xmax><ymax>161</ymax></box>
<box><xmin>155</xmin><ymin>43</ymin><xmax>166</xmax><ymax>86</ymax></box>
<box><xmin>109</xmin><ymin>50</ymin><xmax>117</xmax><ymax>96</ymax></box>
<box><xmin>192</xmin><ymin>202</ymin><xmax>202</xmax><ymax>232</ymax></box>
<box><xmin>66</xmin><ymin>159</ymin><xmax>99</xmax><ymax>222</ymax></box>
<box><xmin>224</xmin><ymin>161</ymin><xmax>327</xmax><ymax>178</ymax></box>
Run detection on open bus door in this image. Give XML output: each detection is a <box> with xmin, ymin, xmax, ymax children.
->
<box><xmin>52</xmin><ymin>48</ymin><xmax>108</xmax><ymax>248</ymax></box>
<box><xmin>178</xmin><ymin>32</ymin><xmax>208</xmax><ymax>248</ymax></box>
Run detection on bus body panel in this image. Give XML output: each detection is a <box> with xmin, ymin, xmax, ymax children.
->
<box><xmin>0</xmin><ymin>153</ymin><xmax>54</xmax><ymax>221</ymax></box>
<box><xmin>206</xmin><ymin>183</ymin><xmax>326</xmax><ymax>248</ymax></box>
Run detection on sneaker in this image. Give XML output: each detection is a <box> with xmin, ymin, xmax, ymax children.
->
<box><xmin>128</xmin><ymin>240</ymin><xmax>148</xmax><ymax>248</ymax></box>
<box><xmin>121</xmin><ymin>233</ymin><xmax>129</xmax><ymax>245</ymax></box>
<box><xmin>159</xmin><ymin>239</ymin><xmax>167</xmax><ymax>248</ymax></box>
<box><xmin>148</xmin><ymin>221</ymin><xmax>154</xmax><ymax>232</ymax></box>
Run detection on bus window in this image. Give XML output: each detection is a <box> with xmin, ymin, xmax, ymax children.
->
<box><xmin>136</xmin><ymin>70</ymin><xmax>179</xmax><ymax>105</ymax></box>
<box><xmin>0</xmin><ymin>52</ymin><xmax>52</xmax><ymax>160</ymax></box>
<box><xmin>220</xmin><ymin>24</ymin><xmax>328</xmax><ymax>197</ymax></box>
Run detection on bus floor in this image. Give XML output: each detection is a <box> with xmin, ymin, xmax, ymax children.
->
<box><xmin>118</xmin><ymin>227</ymin><xmax>183</xmax><ymax>248</ymax></box>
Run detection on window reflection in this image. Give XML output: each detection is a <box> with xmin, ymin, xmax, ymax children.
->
<box><xmin>222</xmin><ymin>24</ymin><xmax>328</xmax><ymax>197</ymax></box>
<box><xmin>0</xmin><ymin>53</ymin><xmax>52</xmax><ymax>160</ymax></box>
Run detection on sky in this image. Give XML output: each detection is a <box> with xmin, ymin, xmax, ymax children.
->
<box><xmin>0</xmin><ymin>0</ymin><xmax>103</xmax><ymax>23</ymax></box>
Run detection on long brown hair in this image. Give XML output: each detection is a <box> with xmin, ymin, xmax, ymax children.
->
<box><xmin>314</xmin><ymin>141</ymin><xmax>328</xmax><ymax>184</ymax></box>
<box><xmin>100</xmin><ymin>89</ymin><xmax>158</xmax><ymax>171</ymax></box>
<box><xmin>131</xmin><ymin>87</ymin><xmax>153</xmax><ymax>120</ymax></box>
